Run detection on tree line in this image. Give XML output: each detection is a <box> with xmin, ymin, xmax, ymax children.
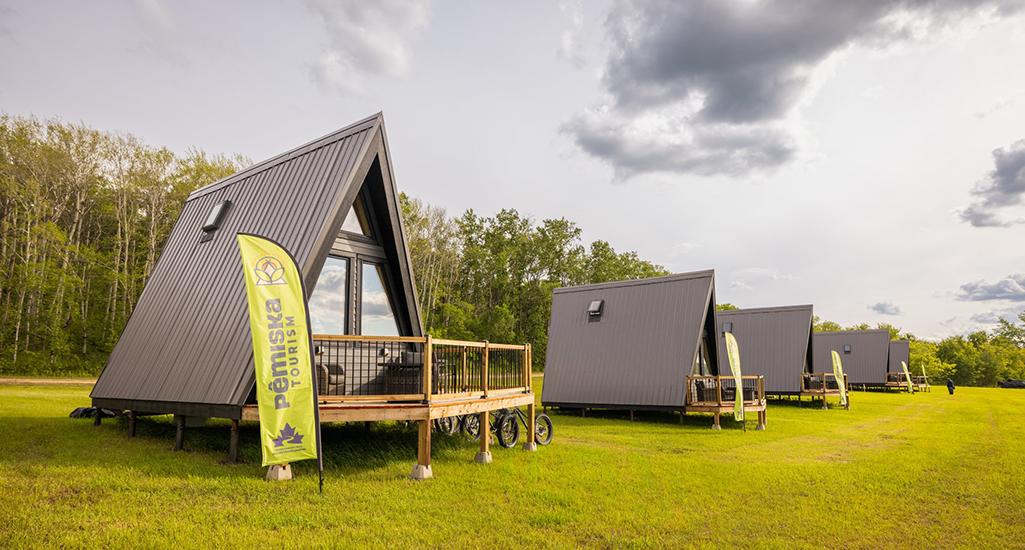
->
<box><xmin>0</xmin><ymin>114</ymin><xmax>250</xmax><ymax>375</ymax></box>
<box><xmin>4</xmin><ymin>113</ymin><xmax>1023</xmax><ymax>385</ymax></box>
<box><xmin>810</xmin><ymin>316</ymin><xmax>1025</xmax><ymax>387</ymax></box>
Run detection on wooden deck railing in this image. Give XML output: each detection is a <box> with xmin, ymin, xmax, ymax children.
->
<box><xmin>686</xmin><ymin>375</ymin><xmax>765</xmax><ymax>407</ymax></box>
<box><xmin>886</xmin><ymin>372</ymin><xmax>910</xmax><ymax>386</ymax></box>
<box><xmin>312</xmin><ymin>335</ymin><xmax>531</xmax><ymax>403</ymax></box>
<box><xmin>801</xmin><ymin>372</ymin><xmax>847</xmax><ymax>392</ymax></box>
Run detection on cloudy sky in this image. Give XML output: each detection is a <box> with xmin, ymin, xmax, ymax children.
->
<box><xmin>2</xmin><ymin>0</ymin><xmax>1024</xmax><ymax>340</ymax></box>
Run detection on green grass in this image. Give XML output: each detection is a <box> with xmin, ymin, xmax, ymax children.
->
<box><xmin>1</xmin><ymin>381</ymin><xmax>1024</xmax><ymax>549</ymax></box>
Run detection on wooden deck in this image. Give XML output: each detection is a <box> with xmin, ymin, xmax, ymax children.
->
<box><xmin>685</xmin><ymin>375</ymin><xmax>767</xmax><ymax>430</ymax></box>
<box><xmin>241</xmin><ymin>392</ymin><xmax>535</xmax><ymax>423</ymax></box>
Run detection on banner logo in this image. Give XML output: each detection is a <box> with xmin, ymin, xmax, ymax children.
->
<box><xmin>254</xmin><ymin>256</ymin><xmax>286</xmax><ymax>286</ymax></box>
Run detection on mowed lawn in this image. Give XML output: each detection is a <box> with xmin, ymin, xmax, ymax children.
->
<box><xmin>1</xmin><ymin>381</ymin><xmax>1024</xmax><ymax>549</ymax></box>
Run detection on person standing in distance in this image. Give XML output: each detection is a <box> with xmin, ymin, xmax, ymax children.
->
<box><xmin>946</xmin><ymin>378</ymin><xmax>955</xmax><ymax>395</ymax></box>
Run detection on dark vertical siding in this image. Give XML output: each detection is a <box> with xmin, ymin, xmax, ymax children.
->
<box><xmin>812</xmin><ymin>330</ymin><xmax>890</xmax><ymax>385</ymax></box>
<box><xmin>541</xmin><ymin>271</ymin><xmax>715</xmax><ymax>409</ymax></box>
<box><xmin>716</xmin><ymin>305</ymin><xmax>813</xmax><ymax>394</ymax></box>
<box><xmin>91</xmin><ymin>115</ymin><xmax>383</xmax><ymax>410</ymax></box>
<box><xmin>888</xmin><ymin>340</ymin><xmax>910</xmax><ymax>373</ymax></box>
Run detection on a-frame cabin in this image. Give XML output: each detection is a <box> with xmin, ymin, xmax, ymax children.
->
<box><xmin>541</xmin><ymin>270</ymin><xmax>766</xmax><ymax>430</ymax></box>
<box><xmin>90</xmin><ymin>114</ymin><xmax>536</xmax><ymax>479</ymax></box>
<box><xmin>716</xmin><ymin>305</ymin><xmax>815</xmax><ymax>396</ymax></box>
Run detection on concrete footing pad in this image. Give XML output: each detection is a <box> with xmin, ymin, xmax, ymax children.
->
<box><xmin>265</xmin><ymin>464</ymin><xmax>292</xmax><ymax>481</ymax></box>
<box><xmin>410</xmin><ymin>464</ymin><xmax>433</xmax><ymax>480</ymax></box>
<box><xmin>711</xmin><ymin>425</ymin><xmax>721</xmax><ymax>431</ymax></box>
<box><xmin>522</xmin><ymin>442</ymin><xmax>537</xmax><ymax>452</ymax></box>
<box><xmin>474</xmin><ymin>451</ymin><xmax>493</xmax><ymax>464</ymax></box>
<box><xmin>756</xmin><ymin>424</ymin><xmax>765</xmax><ymax>431</ymax></box>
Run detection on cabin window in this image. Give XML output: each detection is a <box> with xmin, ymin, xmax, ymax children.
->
<box><xmin>308</xmin><ymin>256</ymin><xmax>349</xmax><ymax>335</ymax></box>
<box><xmin>722</xmin><ymin>322</ymin><xmax>732</xmax><ymax>333</ymax></box>
<box><xmin>341</xmin><ymin>195</ymin><xmax>373</xmax><ymax>237</ymax></box>
<box><xmin>361</xmin><ymin>262</ymin><xmax>399</xmax><ymax>336</ymax></box>
<box><xmin>844</xmin><ymin>344</ymin><xmax>851</xmax><ymax>354</ymax></box>
<box><xmin>587</xmin><ymin>299</ymin><xmax>604</xmax><ymax>321</ymax></box>
<box><xmin>693</xmin><ymin>336</ymin><xmax>712</xmax><ymax>375</ymax></box>
<box><xmin>200</xmin><ymin>200</ymin><xmax>231</xmax><ymax>242</ymax></box>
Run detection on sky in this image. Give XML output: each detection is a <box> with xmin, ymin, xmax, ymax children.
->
<box><xmin>2</xmin><ymin>0</ymin><xmax>1024</xmax><ymax>341</ymax></box>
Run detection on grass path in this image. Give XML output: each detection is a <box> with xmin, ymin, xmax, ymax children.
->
<box><xmin>1</xmin><ymin>382</ymin><xmax>1023</xmax><ymax>548</ymax></box>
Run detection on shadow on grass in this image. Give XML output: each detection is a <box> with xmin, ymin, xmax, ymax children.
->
<box><xmin>542</xmin><ymin>406</ymin><xmax>765</xmax><ymax>431</ymax></box>
<box><xmin>14</xmin><ymin>413</ymin><xmax>487</xmax><ymax>479</ymax></box>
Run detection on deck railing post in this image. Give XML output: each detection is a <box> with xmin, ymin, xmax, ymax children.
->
<box><xmin>461</xmin><ymin>347</ymin><xmax>468</xmax><ymax>392</ymax></box>
<box><xmin>716</xmin><ymin>376</ymin><xmax>723</xmax><ymax>407</ymax></box>
<box><xmin>423</xmin><ymin>335</ymin><xmax>433</xmax><ymax>403</ymax></box>
<box><xmin>523</xmin><ymin>344</ymin><xmax>531</xmax><ymax>393</ymax></box>
<box><xmin>482</xmin><ymin>341</ymin><xmax>489</xmax><ymax>398</ymax></box>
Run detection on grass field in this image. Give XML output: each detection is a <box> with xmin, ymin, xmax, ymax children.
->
<box><xmin>1</xmin><ymin>381</ymin><xmax>1024</xmax><ymax>549</ymax></box>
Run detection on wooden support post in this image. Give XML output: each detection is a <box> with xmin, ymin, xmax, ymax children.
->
<box><xmin>474</xmin><ymin>411</ymin><xmax>492</xmax><ymax>464</ymax></box>
<box><xmin>482</xmin><ymin>341</ymin><xmax>489</xmax><ymax>398</ymax></box>
<box><xmin>423</xmin><ymin>335</ymin><xmax>433</xmax><ymax>403</ymax></box>
<box><xmin>411</xmin><ymin>419</ymin><xmax>433</xmax><ymax>480</ymax></box>
<box><xmin>364</xmin><ymin>421</ymin><xmax>371</xmax><ymax>434</ymax></box>
<box><xmin>93</xmin><ymin>407</ymin><xmax>102</xmax><ymax>426</ymax></box>
<box><xmin>174</xmin><ymin>415</ymin><xmax>185</xmax><ymax>451</ymax></box>
<box><xmin>128</xmin><ymin>411</ymin><xmax>137</xmax><ymax>437</ymax></box>
<box><xmin>229</xmin><ymin>419</ymin><xmax>239</xmax><ymax>463</ymax></box>
<box><xmin>822</xmin><ymin>396</ymin><xmax>828</xmax><ymax>410</ymax></box>
<box><xmin>712</xmin><ymin>413</ymin><xmax>721</xmax><ymax>431</ymax></box>
<box><xmin>523</xmin><ymin>402</ymin><xmax>537</xmax><ymax>451</ymax></box>
<box><xmin>581</xmin><ymin>408</ymin><xmax>586</xmax><ymax>418</ymax></box>
<box><xmin>679</xmin><ymin>411</ymin><xmax>684</xmax><ymax>425</ymax></box>
<box><xmin>630</xmin><ymin>410</ymin><xmax>635</xmax><ymax>422</ymax></box>
<box><xmin>756</xmin><ymin>410</ymin><xmax>766</xmax><ymax>431</ymax></box>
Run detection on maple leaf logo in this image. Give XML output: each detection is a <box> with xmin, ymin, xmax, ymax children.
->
<box><xmin>271</xmin><ymin>423</ymin><xmax>304</xmax><ymax>448</ymax></box>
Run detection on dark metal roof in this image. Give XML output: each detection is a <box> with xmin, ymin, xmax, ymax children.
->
<box><xmin>812</xmin><ymin>330</ymin><xmax>890</xmax><ymax>385</ymax></box>
<box><xmin>541</xmin><ymin>270</ymin><xmax>719</xmax><ymax>410</ymax></box>
<box><xmin>716</xmin><ymin>305</ymin><xmax>813</xmax><ymax>394</ymax></box>
<box><xmin>91</xmin><ymin>113</ymin><xmax>423</xmax><ymax>417</ymax></box>
<box><xmin>888</xmin><ymin>340</ymin><xmax>910</xmax><ymax>373</ymax></box>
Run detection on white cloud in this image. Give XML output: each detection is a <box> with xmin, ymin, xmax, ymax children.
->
<box><xmin>868</xmin><ymin>301</ymin><xmax>903</xmax><ymax>316</ymax></box>
<box><xmin>557</xmin><ymin>0</ymin><xmax>586</xmax><ymax>69</ymax></box>
<box><xmin>729</xmin><ymin>281</ymin><xmax>753</xmax><ymax>291</ymax></box>
<box><xmin>563</xmin><ymin>0</ymin><xmax>1025</xmax><ymax>179</ymax></box>
<box><xmin>307</xmin><ymin>0</ymin><xmax>431</xmax><ymax>96</ymax></box>
<box><xmin>956</xmin><ymin>273</ymin><xmax>1025</xmax><ymax>302</ymax></box>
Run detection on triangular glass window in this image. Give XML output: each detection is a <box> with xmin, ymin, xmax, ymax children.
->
<box><xmin>341</xmin><ymin>195</ymin><xmax>373</xmax><ymax>237</ymax></box>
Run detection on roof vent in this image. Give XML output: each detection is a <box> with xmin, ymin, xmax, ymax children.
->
<box><xmin>200</xmin><ymin>200</ymin><xmax>231</xmax><ymax>243</ymax></box>
<box><xmin>722</xmin><ymin>322</ymin><xmax>733</xmax><ymax>333</ymax></box>
<box><xmin>587</xmin><ymin>300</ymin><xmax>604</xmax><ymax>320</ymax></box>
<box><xmin>843</xmin><ymin>344</ymin><xmax>851</xmax><ymax>354</ymax></box>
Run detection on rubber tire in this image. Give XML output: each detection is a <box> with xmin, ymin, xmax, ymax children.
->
<box><xmin>463</xmin><ymin>414</ymin><xmax>480</xmax><ymax>441</ymax></box>
<box><xmin>534</xmin><ymin>413</ymin><xmax>554</xmax><ymax>445</ymax></box>
<box><xmin>434</xmin><ymin>416</ymin><xmax>459</xmax><ymax>436</ymax></box>
<box><xmin>497</xmin><ymin>414</ymin><xmax>520</xmax><ymax>448</ymax></box>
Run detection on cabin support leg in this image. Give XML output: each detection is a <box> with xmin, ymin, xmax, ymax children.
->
<box><xmin>474</xmin><ymin>411</ymin><xmax>492</xmax><ymax>464</ymax></box>
<box><xmin>679</xmin><ymin>411</ymin><xmax>684</xmax><ymax>425</ymax></box>
<box><xmin>364</xmin><ymin>421</ymin><xmax>371</xmax><ymax>434</ymax></box>
<box><xmin>174</xmin><ymin>415</ymin><xmax>185</xmax><ymax>451</ymax></box>
<box><xmin>581</xmin><ymin>408</ymin><xmax>586</xmax><ymax>418</ymax></box>
<box><xmin>411</xmin><ymin>419</ymin><xmax>433</xmax><ymax>480</ymax></box>
<box><xmin>523</xmin><ymin>403</ymin><xmax>537</xmax><ymax>451</ymax></box>
<box><xmin>266</xmin><ymin>463</ymin><xmax>292</xmax><ymax>481</ymax></box>
<box><xmin>93</xmin><ymin>408</ymin><xmax>102</xmax><ymax>426</ymax></box>
<box><xmin>756</xmin><ymin>410</ymin><xmax>766</xmax><ymax>431</ymax></box>
<box><xmin>128</xmin><ymin>411</ymin><xmax>137</xmax><ymax>437</ymax></box>
<box><xmin>629</xmin><ymin>409</ymin><xmax>635</xmax><ymax>422</ymax></box>
<box><xmin>229</xmin><ymin>419</ymin><xmax>239</xmax><ymax>463</ymax></box>
<box><xmin>712</xmin><ymin>413</ymin><xmax>721</xmax><ymax>431</ymax></box>
<box><xmin>821</xmin><ymin>397</ymin><xmax>828</xmax><ymax>410</ymax></box>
